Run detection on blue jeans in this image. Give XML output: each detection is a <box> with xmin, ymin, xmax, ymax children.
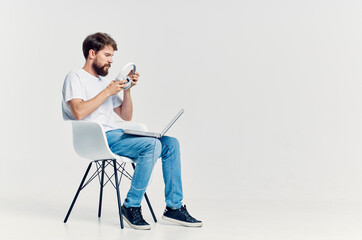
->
<box><xmin>106</xmin><ymin>129</ymin><xmax>183</xmax><ymax>209</ymax></box>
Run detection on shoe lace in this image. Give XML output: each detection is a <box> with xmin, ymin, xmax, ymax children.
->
<box><xmin>130</xmin><ymin>207</ymin><xmax>144</xmax><ymax>222</ymax></box>
<box><xmin>179</xmin><ymin>205</ymin><xmax>196</xmax><ymax>221</ymax></box>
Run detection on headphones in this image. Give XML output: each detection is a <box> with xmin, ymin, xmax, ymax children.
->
<box><xmin>115</xmin><ymin>62</ymin><xmax>136</xmax><ymax>90</ymax></box>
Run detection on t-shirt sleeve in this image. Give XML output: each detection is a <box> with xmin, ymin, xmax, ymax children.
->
<box><xmin>63</xmin><ymin>72</ymin><xmax>85</xmax><ymax>102</ymax></box>
<box><xmin>112</xmin><ymin>94</ymin><xmax>123</xmax><ymax>108</ymax></box>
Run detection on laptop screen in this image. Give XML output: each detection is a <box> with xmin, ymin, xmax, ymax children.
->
<box><xmin>161</xmin><ymin>109</ymin><xmax>184</xmax><ymax>136</ymax></box>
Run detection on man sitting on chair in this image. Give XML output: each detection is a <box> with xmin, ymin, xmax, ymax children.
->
<box><xmin>61</xmin><ymin>32</ymin><xmax>202</xmax><ymax>230</ymax></box>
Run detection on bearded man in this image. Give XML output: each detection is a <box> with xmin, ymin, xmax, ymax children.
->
<box><xmin>61</xmin><ymin>32</ymin><xmax>202</xmax><ymax>230</ymax></box>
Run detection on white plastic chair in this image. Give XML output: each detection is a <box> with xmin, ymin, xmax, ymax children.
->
<box><xmin>63</xmin><ymin>120</ymin><xmax>157</xmax><ymax>229</ymax></box>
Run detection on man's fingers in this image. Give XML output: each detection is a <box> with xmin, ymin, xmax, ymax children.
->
<box><xmin>116</xmin><ymin>80</ymin><xmax>127</xmax><ymax>84</ymax></box>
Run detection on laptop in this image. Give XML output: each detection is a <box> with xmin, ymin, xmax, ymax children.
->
<box><xmin>124</xmin><ymin>109</ymin><xmax>184</xmax><ymax>138</ymax></box>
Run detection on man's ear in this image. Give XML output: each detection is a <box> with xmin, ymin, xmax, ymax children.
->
<box><xmin>89</xmin><ymin>49</ymin><xmax>96</xmax><ymax>59</ymax></box>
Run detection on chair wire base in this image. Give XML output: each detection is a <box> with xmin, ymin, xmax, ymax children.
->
<box><xmin>63</xmin><ymin>159</ymin><xmax>157</xmax><ymax>228</ymax></box>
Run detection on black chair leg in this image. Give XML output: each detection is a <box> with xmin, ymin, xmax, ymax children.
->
<box><xmin>144</xmin><ymin>192</ymin><xmax>157</xmax><ymax>223</ymax></box>
<box><xmin>131</xmin><ymin>163</ymin><xmax>157</xmax><ymax>222</ymax></box>
<box><xmin>98</xmin><ymin>160</ymin><xmax>106</xmax><ymax>218</ymax></box>
<box><xmin>113</xmin><ymin>160</ymin><xmax>124</xmax><ymax>229</ymax></box>
<box><xmin>64</xmin><ymin>162</ymin><xmax>93</xmax><ymax>223</ymax></box>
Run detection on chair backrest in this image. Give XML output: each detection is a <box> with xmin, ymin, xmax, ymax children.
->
<box><xmin>70</xmin><ymin>120</ymin><xmax>116</xmax><ymax>160</ymax></box>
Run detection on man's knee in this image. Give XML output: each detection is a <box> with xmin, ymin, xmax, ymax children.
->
<box><xmin>163</xmin><ymin>136</ymin><xmax>180</xmax><ymax>149</ymax></box>
<box><xmin>142</xmin><ymin>138</ymin><xmax>162</xmax><ymax>157</ymax></box>
<box><xmin>154</xmin><ymin>139</ymin><xmax>162</xmax><ymax>157</ymax></box>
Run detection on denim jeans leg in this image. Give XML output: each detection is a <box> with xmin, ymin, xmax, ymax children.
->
<box><xmin>159</xmin><ymin>136</ymin><xmax>183</xmax><ymax>209</ymax></box>
<box><xmin>106</xmin><ymin>129</ymin><xmax>162</xmax><ymax>208</ymax></box>
<box><xmin>124</xmin><ymin>138</ymin><xmax>162</xmax><ymax>207</ymax></box>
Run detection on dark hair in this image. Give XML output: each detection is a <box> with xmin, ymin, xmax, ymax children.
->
<box><xmin>82</xmin><ymin>32</ymin><xmax>118</xmax><ymax>59</ymax></box>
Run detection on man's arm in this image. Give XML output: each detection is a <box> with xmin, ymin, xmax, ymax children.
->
<box><xmin>114</xmin><ymin>89</ymin><xmax>133</xmax><ymax>121</ymax></box>
<box><xmin>68</xmin><ymin>80</ymin><xmax>125</xmax><ymax>120</ymax></box>
<box><xmin>113</xmin><ymin>72</ymin><xmax>139</xmax><ymax>121</ymax></box>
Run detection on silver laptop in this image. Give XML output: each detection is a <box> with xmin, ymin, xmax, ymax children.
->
<box><xmin>124</xmin><ymin>109</ymin><xmax>184</xmax><ymax>138</ymax></box>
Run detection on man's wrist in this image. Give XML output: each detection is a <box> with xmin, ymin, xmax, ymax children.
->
<box><xmin>124</xmin><ymin>89</ymin><xmax>131</xmax><ymax>95</ymax></box>
<box><xmin>104</xmin><ymin>88</ymin><xmax>111</xmax><ymax>97</ymax></box>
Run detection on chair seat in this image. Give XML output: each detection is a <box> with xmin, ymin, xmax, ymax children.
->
<box><xmin>70</xmin><ymin>120</ymin><xmax>148</xmax><ymax>163</ymax></box>
<box><xmin>113</xmin><ymin>154</ymin><xmax>136</xmax><ymax>163</ymax></box>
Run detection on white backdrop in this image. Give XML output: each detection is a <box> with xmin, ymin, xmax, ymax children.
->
<box><xmin>1</xmin><ymin>0</ymin><xmax>362</xmax><ymax>215</ymax></box>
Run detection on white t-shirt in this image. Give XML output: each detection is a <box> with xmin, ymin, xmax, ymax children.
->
<box><xmin>62</xmin><ymin>69</ymin><xmax>122</xmax><ymax>132</ymax></box>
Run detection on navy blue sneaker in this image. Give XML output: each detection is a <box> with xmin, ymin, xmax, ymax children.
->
<box><xmin>162</xmin><ymin>205</ymin><xmax>202</xmax><ymax>227</ymax></box>
<box><xmin>121</xmin><ymin>205</ymin><xmax>151</xmax><ymax>230</ymax></box>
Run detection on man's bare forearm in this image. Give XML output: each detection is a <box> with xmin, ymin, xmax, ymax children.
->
<box><xmin>68</xmin><ymin>89</ymin><xmax>111</xmax><ymax>120</ymax></box>
<box><xmin>119</xmin><ymin>90</ymin><xmax>133</xmax><ymax>121</ymax></box>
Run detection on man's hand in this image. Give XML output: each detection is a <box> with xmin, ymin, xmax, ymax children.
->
<box><xmin>126</xmin><ymin>70</ymin><xmax>139</xmax><ymax>90</ymax></box>
<box><xmin>113</xmin><ymin>70</ymin><xmax>138</xmax><ymax>121</ymax></box>
<box><xmin>105</xmin><ymin>80</ymin><xmax>127</xmax><ymax>96</ymax></box>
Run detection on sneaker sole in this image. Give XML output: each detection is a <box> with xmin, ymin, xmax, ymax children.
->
<box><xmin>162</xmin><ymin>215</ymin><xmax>203</xmax><ymax>227</ymax></box>
<box><xmin>122</xmin><ymin>214</ymin><xmax>151</xmax><ymax>230</ymax></box>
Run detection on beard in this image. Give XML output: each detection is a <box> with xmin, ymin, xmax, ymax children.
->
<box><xmin>92</xmin><ymin>61</ymin><xmax>110</xmax><ymax>77</ymax></box>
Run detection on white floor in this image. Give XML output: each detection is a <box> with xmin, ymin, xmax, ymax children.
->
<box><xmin>1</xmin><ymin>195</ymin><xmax>362</xmax><ymax>240</ymax></box>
